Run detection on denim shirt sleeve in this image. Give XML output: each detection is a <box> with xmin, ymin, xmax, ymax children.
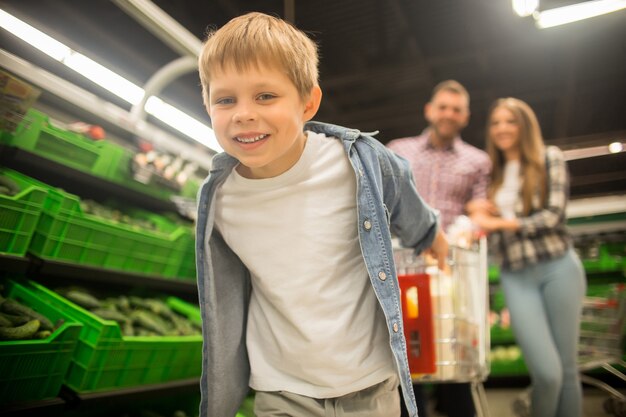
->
<box><xmin>382</xmin><ymin>149</ymin><xmax>439</xmax><ymax>252</ymax></box>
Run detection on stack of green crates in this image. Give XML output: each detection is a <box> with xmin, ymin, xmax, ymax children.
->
<box><xmin>0</xmin><ymin>168</ymin><xmax>48</xmax><ymax>256</ymax></box>
<box><xmin>26</xmin><ymin>280</ymin><xmax>203</xmax><ymax>393</ymax></box>
<box><xmin>0</xmin><ymin>279</ymin><xmax>83</xmax><ymax>404</ymax></box>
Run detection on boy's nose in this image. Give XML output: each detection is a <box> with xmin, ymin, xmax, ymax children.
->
<box><xmin>233</xmin><ymin>106</ymin><xmax>257</xmax><ymax>123</ymax></box>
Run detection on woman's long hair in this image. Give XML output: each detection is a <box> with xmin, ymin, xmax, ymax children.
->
<box><xmin>486</xmin><ymin>98</ymin><xmax>547</xmax><ymax>215</ymax></box>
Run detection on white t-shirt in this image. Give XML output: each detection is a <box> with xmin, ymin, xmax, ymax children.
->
<box><xmin>214</xmin><ymin>131</ymin><xmax>395</xmax><ymax>398</ymax></box>
<box><xmin>494</xmin><ymin>160</ymin><xmax>521</xmax><ymax>219</ymax></box>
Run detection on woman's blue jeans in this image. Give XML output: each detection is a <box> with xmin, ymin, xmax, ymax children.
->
<box><xmin>500</xmin><ymin>249</ymin><xmax>586</xmax><ymax>417</ymax></box>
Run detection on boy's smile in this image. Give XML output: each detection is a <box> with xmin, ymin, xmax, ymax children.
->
<box><xmin>207</xmin><ymin>65</ymin><xmax>321</xmax><ymax>179</ymax></box>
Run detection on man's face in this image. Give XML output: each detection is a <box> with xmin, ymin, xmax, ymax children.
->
<box><xmin>207</xmin><ymin>64</ymin><xmax>321</xmax><ymax>179</ymax></box>
<box><xmin>424</xmin><ymin>90</ymin><xmax>470</xmax><ymax>142</ymax></box>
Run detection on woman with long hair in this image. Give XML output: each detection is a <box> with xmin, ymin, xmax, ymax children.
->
<box><xmin>468</xmin><ymin>97</ymin><xmax>586</xmax><ymax>417</ymax></box>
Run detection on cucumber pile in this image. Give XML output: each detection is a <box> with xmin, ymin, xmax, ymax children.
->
<box><xmin>57</xmin><ymin>287</ymin><xmax>202</xmax><ymax>337</ymax></box>
<box><xmin>0</xmin><ymin>292</ymin><xmax>59</xmax><ymax>340</ymax></box>
<box><xmin>0</xmin><ymin>174</ymin><xmax>21</xmax><ymax>196</ymax></box>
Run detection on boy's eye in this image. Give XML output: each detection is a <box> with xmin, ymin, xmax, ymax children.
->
<box><xmin>257</xmin><ymin>93</ymin><xmax>276</xmax><ymax>101</ymax></box>
<box><xmin>214</xmin><ymin>97</ymin><xmax>235</xmax><ymax>105</ymax></box>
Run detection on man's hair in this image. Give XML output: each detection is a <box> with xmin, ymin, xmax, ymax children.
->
<box><xmin>198</xmin><ymin>12</ymin><xmax>319</xmax><ymax>106</ymax></box>
<box><xmin>430</xmin><ymin>79</ymin><xmax>470</xmax><ymax>107</ymax></box>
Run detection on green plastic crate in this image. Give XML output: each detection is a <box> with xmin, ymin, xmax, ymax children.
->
<box><xmin>26</xmin><ymin>281</ymin><xmax>203</xmax><ymax>393</ymax></box>
<box><xmin>0</xmin><ymin>279</ymin><xmax>83</xmax><ymax>405</ymax></box>
<box><xmin>6</xmin><ymin>109</ymin><xmax>130</xmax><ymax>179</ymax></box>
<box><xmin>28</xmin><ymin>184</ymin><xmax>194</xmax><ymax>278</ymax></box>
<box><xmin>0</xmin><ymin>168</ymin><xmax>48</xmax><ymax>256</ymax></box>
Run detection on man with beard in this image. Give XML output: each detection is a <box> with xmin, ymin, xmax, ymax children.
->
<box><xmin>386</xmin><ymin>80</ymin><xmax>490</xmax><ymax>417</ymax></box>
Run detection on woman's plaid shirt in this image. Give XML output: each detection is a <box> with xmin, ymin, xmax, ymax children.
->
<box><xmin>491</xmin><ymin>146</ymin><xmax>572</xmax><ymax>271</ymax></box>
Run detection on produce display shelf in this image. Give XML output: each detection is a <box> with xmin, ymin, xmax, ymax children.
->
<box><xmin>0</xmin><ymin>279</ymin><xmax>83</xmax><ymax>405</ymax></box>
<box><xmin>2</xmin><ymin>109</ymin><xmax>128</xmax><ymax>181</ymax></box>
<box><xmin>2</xmin><ymin>378</ymin><xmax>200</xmax><ymax>417</ymax></box>
<box><xmin>18</xmin><ymin>176</ymin><xmax>195</xmax><ymax>279</ymax></box>
<box><xmin>34</xmin><ymin>256</ymin><xmax>197</xmax><ymax>296</ymax></box>
<box><xmin>26</xmin><ymin>280</ymin><xmax>203</xmax><ymax>393</ymax></box>
<box><xmin>0</xmin><ymin>145</ymin><xmax>178</xmax><ymax>214</ymax></box>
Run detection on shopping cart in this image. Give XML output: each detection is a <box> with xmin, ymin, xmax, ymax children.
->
<box><xmin>394</xmin><ymin>237</ymin><xmax>491</xmax><ymax>417</ymax></box>
<box><xmin>512</xmin><ymin>283</ymin><xmax>626</xmax><ymax>417</ymax></box>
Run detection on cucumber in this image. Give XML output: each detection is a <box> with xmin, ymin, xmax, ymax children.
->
<box><xmin>0</xmin><ymin>312</ymin><xmax>30</xmax><ymax>326</ymax></box>
<box><xmin>90</xmin><ymin>308</ymin><xmax>130</xmax><ymax>324</ymax></box>
<box><xmin>0</xmin><ymin>175</ymin><xmax>20</xmax><ymax>196</ymax></box>
<box><xmin>0</xmin><ymin>299</ymin><xmax>54</xmax><ymax>331</ymax></box>
<box><xmin>131</xmin><ymin>310</ymin><xmax>167</xmax><ymax>335</ymax></box>
<box><xmin>0</xmin><ymin>314</ymin><xmax>13</xmax><ymax>327</ymax></box>
<box><xmin>65</xmin><ymin>290</ymin><xmax>102</xmax><ymax>309</ymax></box>
<box><xmin>33</xmin><ymin>330</ymin><xmax>52</xmax><ymax>339</ymax></box>
<box><xmin>0</xmin><ymin>319</ymin><xmax>40</xmax><ymax>340</ymax></box>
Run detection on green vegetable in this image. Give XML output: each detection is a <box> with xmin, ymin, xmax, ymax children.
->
<box><xmin>0</xmin><ymin>319</ymin><xmax>40</xmax><ymax>340</ymax></box>
<box><xmin>0</xmin><ymin>312</ymin><xmax>31</xmax><ymax>326</ymax></box>
<box><xmin>65</xmin><ymin>290</ymin><xmax>102</xmax><ymax>309</ymax></box>
<box><xmin>0</xmin><ymin>175</ymin><xmax>20</xmax><ymax>196</ymax></box>
<box><xmin>131</xmin><ymin>310</ymin><xmax>167</xmax><ymax>335</ymax></box>
<box><xmin>0</xmin><ymin>299</ymin><xmax>54</xmax><ymax>331</ymax></box>
<box><xmin>33</xmin><ymin>330</ymin><xmax>52</xmax><ymax>339</ymax></box>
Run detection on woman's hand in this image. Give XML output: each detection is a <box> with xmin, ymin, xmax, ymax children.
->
<box><xmin>466</xmin><ymin>198</ymin><xmax>498</xmax><ymax>216</ymax></box>
<box><xmin>471</xmin><ymin>212</ymin><xmax>520</xmax><ymax>232</ymax></box>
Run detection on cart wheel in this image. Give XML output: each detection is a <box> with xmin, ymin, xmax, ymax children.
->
<box><xmin>512</xmin><ymin>398</ymin><xmax>530</xmax><ymax>417</ymax></box>
<box><xmin>615</xmin><ymin>399</ymin><xmax>626</xmax><ymax>417</ymax></box>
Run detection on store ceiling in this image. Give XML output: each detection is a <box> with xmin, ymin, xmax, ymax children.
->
<box><xmin>1</xmin><ymin>0</ymin><xmax>625</xmax><ymax>198</ymax></box>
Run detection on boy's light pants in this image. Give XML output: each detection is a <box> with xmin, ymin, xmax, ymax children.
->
<box><xmin>254</xmin><ymin>375</ymin><xmax>401</xmax><ymax>417</ymax></box>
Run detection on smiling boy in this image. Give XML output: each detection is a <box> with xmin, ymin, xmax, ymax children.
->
<box><xmin>195</xmin><ymin>12</ymin><xmax>448</xmax><ymax>417</ymax></box>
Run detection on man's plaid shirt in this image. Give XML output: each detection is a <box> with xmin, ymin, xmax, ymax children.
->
<box><xmin>386</xmin><ymin>130</ymin><xmax>491</xmax><ymax>230</ymax></box>
<box><xmin>492</xmin><ymin>146</ymin><xmax>572</xmax><ymax>271</ymax></box>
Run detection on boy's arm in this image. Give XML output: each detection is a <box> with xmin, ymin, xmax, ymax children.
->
<box><xmin>384</xmin><ymin>151</ymin><xmax>446</xmax><ymax>259</ymax></box>
<box><xmin>426</xmin><ymin>228</ymin><xmax>449</xmax><ymax>270</ymax></box>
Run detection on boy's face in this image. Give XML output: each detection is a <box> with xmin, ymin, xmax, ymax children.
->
<box><xmin>207</xmin><ymin>64</ymin><xmax>321</xmax><ymax>179</ymax></box>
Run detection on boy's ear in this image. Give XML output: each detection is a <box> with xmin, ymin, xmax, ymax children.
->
<box><xmin>303</xmin><ymin>85</ymin><xmax>322</xmax><ymax>122</ymax></box>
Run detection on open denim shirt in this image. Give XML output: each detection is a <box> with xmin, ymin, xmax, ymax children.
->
<box><xmin>195</xmin><ymin>121</ymin><xmax>438</xmax><ymax>417</ymax></box>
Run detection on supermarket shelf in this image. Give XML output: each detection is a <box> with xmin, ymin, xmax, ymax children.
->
<box><xmin>0</xmin><ymin>253</ymin><xmax>197</xmax><ymax>298</ymax></box>
<box><xmin>0</xmin><ymin>253</ymin><xmax>32</xmax><ymax>275</ymax></box>
<box><xmin>3</xmin><ymin>378</ymin><xmax>200</xmax><ymax>416</ymax></box>
<box><xmin>0</xmin><ymin>145</ymin><xmax>179</xmax><ymax>214</ymax></box>
<box><xmin>32</xmin><ymin>256</ymin><xmax>198</xmax><ymax>296</ymax></box>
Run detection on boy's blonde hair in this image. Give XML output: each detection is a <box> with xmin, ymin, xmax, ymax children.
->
<box><xmin>198</xmin><ymin>12</ymin><xmax>319</xmax><ymax>105</ymax></box>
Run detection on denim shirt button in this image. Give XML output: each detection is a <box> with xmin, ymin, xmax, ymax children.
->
<box><xmin>378</xmin><ymin>271</ymin><xmax>387</xmax><ymax>281</ymax></box>
<box><xmin>392</xmin><ymin>322</ymin><xmax>399</xmax><ymax>332</ymax></box>
<box><xmin>364</xmin><ymin>220</ymin><xmax>372</xmax><ymax>231</ymax></box>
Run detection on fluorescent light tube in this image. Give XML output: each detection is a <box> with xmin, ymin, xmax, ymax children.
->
<box><xmin>63</xmin><ymin>52</ymin><xmax>145</xmax><ymax>105</ymax></box>
<box><xmin>0</xmin><ymin>8</ymin><xmax>222</xmax><ymax>152</ymax></box>
<box><xmin>146</xmin><ymin>96</ymin><xmax>219</xmax><ymax>150</ymax></box>
<box><xmin>513</xmin><ymin>0</ymin><xmax>539</xmax><ymax>17</ymax></box>
<box><xmin>0</xmin><ymin>9</ymin><xmax>70</xmax><ymax>60</ymax></box>
<box><xmin>535</xmin><ymin>0</ymin><xmax>626</xmax><ymax>28</ymax></box>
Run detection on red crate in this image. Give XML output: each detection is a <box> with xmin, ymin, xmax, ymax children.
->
<box><xmin>398</xmin><ymin>273</ymin><xmax>436</xmax><ymax>375</ymax></box>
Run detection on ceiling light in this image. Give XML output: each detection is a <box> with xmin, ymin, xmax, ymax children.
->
<box><xmin>145</xmin><ymin>96</ymin><xmax>217</xmax><ymax>149</ymax></box>
<box><xmin>0</xmin><ymin>9</ymin><xmax>70</xmax><ymax>61</ymax></box>
<box><xmin>0</xmin><ymin>8</ymin><xmax>222</xmax><ymax>152</ymax></box>
<box><xmin>534</xmin><ymin>0</ymin><xmax>626</xmax><ymax>29</ymax></box>
<box><xmin>513</xmin><ymin>0</ymin><xmax>539</xmax><ymax>17</ymax></box>
<box><xmin>63</xmin><ymin>52</ymin><xmax>145</xmax><ymax>105</ymax></box>
<box><xmin>608</xmin><ymin>142</ymin><xmax>624</xmax><ymax>153</ymax></box>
